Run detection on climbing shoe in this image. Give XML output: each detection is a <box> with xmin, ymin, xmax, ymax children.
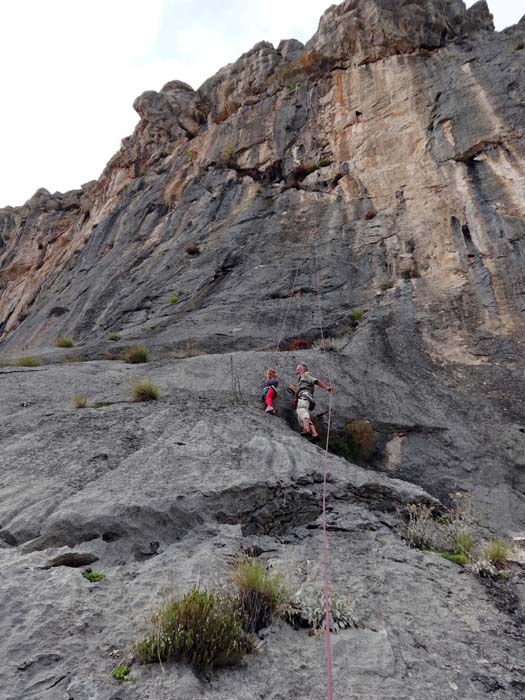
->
<box><xmin>265</xmin><ymin>406</ymin><xmax>275</xmax><ymax>414</ymax></box>
<box><xmin>310</xmin><ymin>435</ymin><xmax>320</xmax><ymax>444</ymax></box>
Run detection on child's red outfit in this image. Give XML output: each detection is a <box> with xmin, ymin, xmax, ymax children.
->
<box><xmin>264</xmin><ymin>386</ymin><xmax>276</xmax><ymax>408</ymax></box>
<box><xmin>261</xmin><ymin>378</ymin><xmax>279</xmax><ymax>413</ymax></box>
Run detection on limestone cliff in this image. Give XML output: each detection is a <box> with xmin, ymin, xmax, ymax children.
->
<box><xmin>1</xmin><ymin>2</ymin><xmax>525</xmax><ymax>698</ymax></box>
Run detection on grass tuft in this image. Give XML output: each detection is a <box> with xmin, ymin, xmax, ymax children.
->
<box><xmin>132</xmin><ymin>380</ymin><xmax>160</xmax><ymax>402</ymax></box>
<box><xmin>14</xmin><ymin>357</ymin><xmax>42</xmax><ymax>367</ymax></box>
<box><xmin>55</xmin><ymin>336</ymin><xmax>74</xmax><ymax>348</ymax></box>
<box><xmin>125</xmin><ymin>346</ymin><xmax>149</xmax><ymax>364</ymax></box>
<box><xmin>168</xmin><ymin>296</ymin><xmax>179</xmax><ymax>304</ymax></box>
<box><xmin>72</xmin><ymin>393</ymin><xmax>89</xmax><ymax>409</ymax></box>
<box><xmin>231</xmin><ymin>559</ymin><xmax>287</xmax><ymax>632</ymax></box>
<box><xmin>108</xmin><ymin>333</ymin><xmax>121</xmax><ymax>341</ymax></box>
<box><xmin>483</xmin><ymin>540</ymin><xmax>512</xmax><ymax>568</ymax></box>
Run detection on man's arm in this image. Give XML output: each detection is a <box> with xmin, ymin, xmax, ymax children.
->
<box><xmin>316</xmin><ymin>379</ymin><xmax>333</xmax><ymax>393</ymax></box>
<box><xmin>287</xmin><ymin>384</ymin><xmax>297</xmax><ymax>395</ymax></box>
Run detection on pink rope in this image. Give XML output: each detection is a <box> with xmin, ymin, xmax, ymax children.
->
<box><xmin>314</xmin><ymin>231</ymin><xmax>335</xmax><ymax>700</ymax></box>
<box><xmin>271</xmin><ymin>200</ymin><xmax>335</xmax><ymax>700</ymax></box>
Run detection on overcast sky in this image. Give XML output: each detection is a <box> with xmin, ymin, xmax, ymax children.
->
<box><xmin>0</xmin><ymin>0</ymin><xmax>522</xmax><ymax>208</ymax></box>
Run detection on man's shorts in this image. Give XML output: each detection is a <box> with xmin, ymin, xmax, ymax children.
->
<box><xmin>296</xmin><ymin>397</ymin><xmax>311</xmax><ymax>424</ymax></box>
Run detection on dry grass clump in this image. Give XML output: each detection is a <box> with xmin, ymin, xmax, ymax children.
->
<box><xmin>230</xmin><ymin>559</ymin><xmax>287</xmax><ymax>633</ymax></box>
<box><xmin>72</xmin><ymin>393</ymin><xmax>89</xmax><ymax>409</ymax></box>
<box><xmin>125</xmin><ymin>346</ymin><xmax>149</xmax><ymax>364</ymax></box>
<box><xmin>55</xmin><ymin>336</ymin><xmax>74</xmax><ymax>348</ymax></box>
<box><xmin>312</xmin><ymin>337</ymin><xmax>345</xmax><ymax>352</ymax></box>
<box><xmin>132</xmin><ymin>380</ymin><xmax>160</xmax><ymax>402</ymax></box>
<box><xmin>135</xmin><ymin>589</ymin><xmax>252</xmax><ymax>671</ymax></box>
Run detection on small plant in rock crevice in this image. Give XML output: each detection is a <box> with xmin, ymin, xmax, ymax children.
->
<box><xmin>230</xmin><ymin>559</ymin><xmax>287</xmax><ymax>633</ymax></box>
<box><xmin>221</xmin><ymin>147</ymin><xmax>238</xmax><ymax>169</ymax></box>
<box><xmin>483</xmin><ymin>540</ymin><xmax>512</xmax><ymax>569</ymax></box>
<box><xmin>125</xmin><ymin>345</ymin><xmax>149</xmax><ymax>364</ymax></box>
<box><xmin>72</xmin><ymin>393</ymin><xmax>89</xmax><ymax>409</ymax></box>
<box><xmin>168</xmin><ymin>295</ymin><xmax>179</xmax><ymax>304</ymax></box>
<box><xmin>280</xmin><ymin>589</ymin><xmax>355</xmax><ymax>633</ymax></box>
<box><xmin>132</xmin><ymin>380</ymin><xmax>160</xmax><ymax>402</ymax></box>
<box><xmin>82</xmin><ymin>569</ymin><xmax>105</xmax><ymax>583</ymax></box>
<box><xmin>111</xmin><ymin>664</ymin><xmax>131</xmax><ymax>683</ymax></box>
<box><xmin>108</xmin><ymin>333</ymin><xmax>121</xmax><ymax>341</ymax></box>
<box><xmin>55</xmin><ymin>336</ymin><xmax>75</xmax><ymax>348</ymax></box>
<box><xmin>312</xmin><ymin>337</ymin><xmax>346</xmax><ymax>352</ymax></box>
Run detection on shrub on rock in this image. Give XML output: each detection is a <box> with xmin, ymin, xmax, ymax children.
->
<box><xmin>135</xmin><ymin>589</ymin><xmax>252</xmax><ymax>671</ymax></box>
<box><xmin>132</xmin><ymin>380</ymin><xmax>160</xmax><ymax>402</ymax></box>
<box><xmin>55</xmin><ymin>336</ymin><xmax>74</xmax><ymax>348</ymax></box>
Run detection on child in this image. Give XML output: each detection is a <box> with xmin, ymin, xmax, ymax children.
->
<box><xmin>261</xmin><ymin>368</ymin><xmax>279</xmax><ymax>414</ymax></box>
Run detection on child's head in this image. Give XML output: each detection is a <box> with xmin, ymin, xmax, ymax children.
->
<box><xmin>265</xmin><ymin>368</ymin><xmax>277</xmax><ymax>379</ymax></box>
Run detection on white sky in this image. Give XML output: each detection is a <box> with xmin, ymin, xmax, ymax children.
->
<box><xmin>0</xmin><ymin>0</ymin><xmax>522</xmax><ymax>208</ymax></box>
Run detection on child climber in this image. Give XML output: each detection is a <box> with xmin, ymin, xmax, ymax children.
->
<box><xmin>261</xmin><ymin>368</ymin><xmax>279</xmax><ymax>414</ymax></box>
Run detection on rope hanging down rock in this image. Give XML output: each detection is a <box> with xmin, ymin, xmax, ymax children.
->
<box><xmin>271</xmin><ymin>197</ymin><xmax>335</xmax><ymax>700</ymax></box>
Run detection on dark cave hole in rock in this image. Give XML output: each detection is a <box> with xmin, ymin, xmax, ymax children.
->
<box><xmin>102</xmin><ymin>531</ymin><xmax>122</xmax><ymax>543</ymax></box>
<box><xmin>43</xmin><ymin>552</ymin><xmax>99</xmax><ymax>569</ymax></box>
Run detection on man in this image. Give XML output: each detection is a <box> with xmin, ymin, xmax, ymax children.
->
<box><xmin>288</xmin><ymin>363</ymin><xmax>333</xmax><ymax>443</ymax></box>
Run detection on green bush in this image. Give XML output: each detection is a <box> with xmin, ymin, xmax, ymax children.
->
<box><xmin>483</xmin><ymin>540</ymin><xmax>511</xmax><ymax>568</ymax></box>
<box><xmin>351</xmin><ymin>310</ymin><xmax>363</xmax><ymax>322</ymax></box>
<box><xmin>231</xmin><ymin>559</ymin><xmax>287</xmax><ymax>632</ymax></box>
<box><xmin>14</xmin><ymin>357</ymin><xmax>42</xmax><ymax>367</ymax></box>
<box><xmin>125</xmin><ymin>346</ymin><xmax>149</xmax><ymax>364</ymax></box>
<box><xmin>111</xmin><ymin>664</ymin><xmax>130</xmax><ymax>683</ymax></box>
<box><xmin>82</xmin><ymin>569</ymin><xmax>105</xmax><ymax>583</ymax></box>
<box><xmin>55</xmin><ymin>336</ymin><xmax>75</xmax><ymax>348</ymax></box>
<box><xmin>72</xmin><ymin>393</ymin><xmax>89</xmax><ymax>409</ymax></box>
<box><xmin>135</xmin><ymin>589</ymin><xmax>252</xmax><ymax>671</ymax></box>
<box><xmin>132</xmin><ymin>380</ymin><xmax>160</xmax><ymax>402</ymax></box>
<box><xmin>168</xmin><ymin>296</ymin><xmax>179</xmax><ymax>304</ymax></box>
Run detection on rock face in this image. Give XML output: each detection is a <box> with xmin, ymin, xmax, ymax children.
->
<box><xmin>0</xmin><ymin>1</ymin><xmax>525</xmax><ymax>698</ymax></box>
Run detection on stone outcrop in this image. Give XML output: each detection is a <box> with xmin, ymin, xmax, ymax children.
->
<box><xmin>0</xmin><ymin>1</ymin><xmax>525</xmax><ymax>697</ymax></box>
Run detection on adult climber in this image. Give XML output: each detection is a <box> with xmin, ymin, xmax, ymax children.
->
<box><xmin>288</xmin><ymin>363</ymin><xmax>333</xmax><ymax>443</ymax></box>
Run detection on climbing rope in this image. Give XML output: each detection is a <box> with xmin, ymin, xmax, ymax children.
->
<box><xmin>313</xmin><ymin>202</ymin><xmax>335</xmax><ymax>700</ymax></box>
<box><xmin>270</xmin><ymin>199</ymin><xmax>335</xmax><ymax>699</ymax></box>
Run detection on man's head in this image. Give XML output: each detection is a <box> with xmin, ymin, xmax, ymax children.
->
<box><xmin>295</xmin><ymin>363</ymin><xmax>308</xmax><ymax>375</ymax></box>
